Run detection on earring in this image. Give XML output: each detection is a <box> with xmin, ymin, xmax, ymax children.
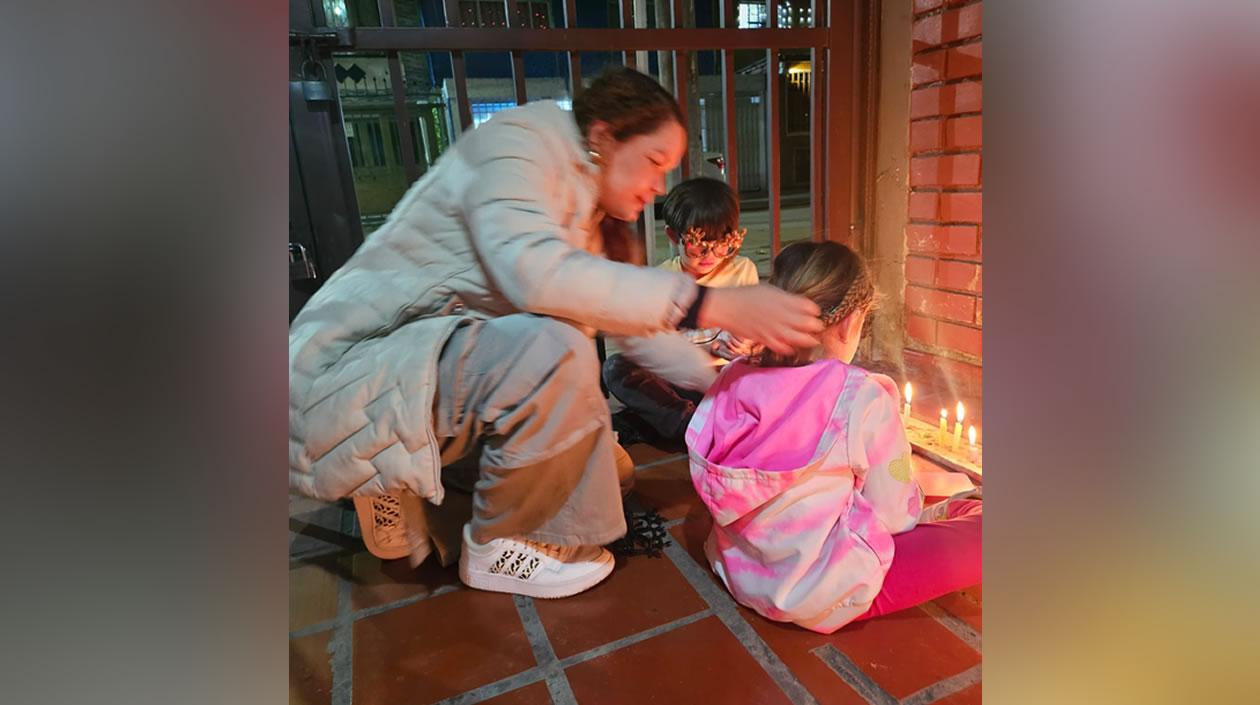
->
<box><xmin>587</xmin><ymin>150</ymin><xmax>603</xmax><ymax>167</ymax></box>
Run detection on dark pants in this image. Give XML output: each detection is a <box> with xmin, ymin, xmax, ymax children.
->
<box><xmin>602</xmin><ymin>353</ymin><xmax>705</xmax><ymax>442</ymax></box>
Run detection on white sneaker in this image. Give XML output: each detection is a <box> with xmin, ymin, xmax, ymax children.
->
<box><xmin>458</xmin><ymin>524</ymin><xmax>615</xmax><ymax>599</ymax></box>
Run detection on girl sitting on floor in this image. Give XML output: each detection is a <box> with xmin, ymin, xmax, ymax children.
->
<box><xmin>686</xmin><ymin>241</ymin><xmax>982</xmax><ymax>633</ymax></box>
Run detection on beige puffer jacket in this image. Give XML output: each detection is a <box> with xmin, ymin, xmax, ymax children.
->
<box><xmin>289</xmin><ymin>102</ymin><xmax>714</xmax><ymax>502</ymax></box>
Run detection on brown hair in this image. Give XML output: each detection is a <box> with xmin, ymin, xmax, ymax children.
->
<box><xmin>662</xmin><ymin>177</ymin><xmax>740</xmax><ymax>240</ymax></box>
<box><xmin>756</xmin><ymin>241</ymin><xmax>877</xmax><ymax>367</ymax></box>
<box><xmin>573</xmin><ymin>66</ymin><xmax>685</xmax><ymax>142</ymax></box>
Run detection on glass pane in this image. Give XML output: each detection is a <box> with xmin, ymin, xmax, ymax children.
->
<box><xmin>333</xmin><ymin>50</ymin><xmax>448</xmax><ymax>235</ymax></box>
<box><xmin>776</xmin><ymin>0</ymin><xmax>814</xmax><ymax>29</ymax></box>
<box><xmin>652</xmin><ymin>50</ymin><xmax>720</xmax><ymax>267</ymax></box>
<box><xmin>318</xmin><ymin>0</ymin><xmax>383</xmax><ymax>27</ymax></box>
<box><xmin>721</xmin><ymin>49</ymin><xmax>768</xmax><ymax>276</ymax></box>
<box><xmin>779</xmin><ymin>49</ymin><xmax>814</xmax><ymax>249</ymax></box>
<box><xmin>391</xmin><ymin>0</ymin><xmax>430</xmax><ymax>27</ymax></box>
<box><xmin>737</xmin><ymin>2</ymin><xmax>768</xmax><ymax>29</ymax></box>
<box><xmin>480</xmin><ymin>2</ymin><xmax>508</xmax><ymax>28</ymax></box>
<box><xmin>520</xmin><ymin>50</ymin><xmax>576</xmax><ymax>106</ymax></box>
<box><xmin>439</xmin><ymin>51</ymin><xmax>575</xmax><ymax>137</ymax></box>
<box><xmin>522</xmin><ymin>1</ymin><xmax>554</xmax><ymax>28</ymax></box>
<box><xmin>321</xmin><ymin>0</ymin><xmax>351</xmax><ymax>27</ymax></box>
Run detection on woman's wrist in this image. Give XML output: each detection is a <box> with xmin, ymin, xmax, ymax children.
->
<box><xmin>679</xmin><ymin>285</ymin><xmax>709</xmax><ymax>330</ymax></box>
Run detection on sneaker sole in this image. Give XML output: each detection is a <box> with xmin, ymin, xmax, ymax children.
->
<box><xmin>458</xmin><ymin>554</ymin><xmax>615</xmax><ymax>599</ymax></box>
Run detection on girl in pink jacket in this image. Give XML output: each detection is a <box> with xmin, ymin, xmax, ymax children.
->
<box><xmin>686</xmin><ymin>242</ymin><xmax>982</xmax><ymax>633</ymax></box>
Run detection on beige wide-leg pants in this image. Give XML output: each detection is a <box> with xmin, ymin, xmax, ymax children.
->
<box><xmin>416</xmin><ymin>314</ymin><xmax>629</xmax><ymax>561</ymax></box>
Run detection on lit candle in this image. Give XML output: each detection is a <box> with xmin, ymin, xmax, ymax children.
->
<box><xmin>951</xmin><ymin>402</ymin><xmax>965</xmax><ymax>451</ymax></box>
<box><xmin>968</xmin><ymin>425</ymin><xmax>978</xmax><ymax>464</ymax></box>
<box><xmin>938</xmin><ymin>408</ymin><xmax>948</xmax><ymax>446</ymax></box>
<box><xmin>902</xmin><ymin>382</ymin><xmax>913</xmax><ymax>420</ymax></box>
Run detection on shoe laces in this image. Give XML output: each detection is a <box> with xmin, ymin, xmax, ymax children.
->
<box><xmin>518</xmin><ymin>538</ymin><xmax>572</xmax><ymax>561</ymax></box>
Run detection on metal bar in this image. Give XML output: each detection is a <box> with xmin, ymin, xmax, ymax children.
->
<box><xmin>386</xmin><ymin>55</ymin><xmax>421</xmax><ymax>182</ymax></box>
<box><xmin>721</xmin><ymin>0</ymin><xmax>738</xmax><ymax>193</ymax></box>
<box><xmin>620</xmin><ymin>0</ymin><xmax>635</xmax><ymax>65</ymax></box>
<box><xmin>634</xmin><ymin>0</ymin><xmax>649</xmax><ymax>71</ymax></box>
<box><xmin>350</xmin><ymin>27</ymin><xmax>829</xmax><ymax>51</ymax></box>
<box><xmin>810</xmin><ymin>1</ymin><xmax>827</xmax><ymax>242</ymax></box>
<box><xmin>377</xmin><ymin>1</ymin><xmax>421</xmax><ymax>184</ymax></box>
<box><xmin>766</xmin><ymin>46</ymin><xmax>780</xmax><ymax>255</ymax></box>
<box><xmin>825</xmin><ymin>0</ymin><xmax>855</xmax><ymax>244</ymax></box>
<box><xmin>810</xmin><ymin>47</ymin><xmax>824</xmax><ymax>242</ymax></box>
<box><xmin>671</xmin><ymin>0</ymin><xmax>690</xmax><ymax>180</ymax></box>
<box><xmin>634</xmin><ymin>0</ymin><xmax>655</xmax><ymax>265</ymax></box>
<box><xmin>309</xmin><ymin>0</ymin><xmax>329</xmax><ymax>28</ymax></box>
<box><xmin>768</xmin><ymin>0</ymin><xmax>777</xmax><ymax>30</ymax></box>
<box><xmin>288</xmin><ymin>81</ymin><xmax>365</xmax><ymax>284</ymax></box>
<box><xmin>674</xmin><ymin>48</ymin><xmax>690</xmax><ymax>180</ymax></box>
<box><xmin>443</xmin><ymin>0</ymin><xmax>474</xmax><ymax>132</ymax></box>
<box><xmin>451</xmin><ymin>51</ymin><xmax>474</xmax><ymax>132</ymax></box>
<box><xmin>856</xmin><ymin>0</ymin><xmax>879</xmax><ymax>253</ymax></box>
<box><xmin>564</xmin><ymin>0</ymin><xmax>581</xmax><ymax>97</ymax></box>
<box><xmin>505</xmin><ymin>0</ymin><xmax>528</xmax><ymax>105</ymax></box>
<box><xmin>376</xmin><ymin>0</ymin><xmax>396</xmax><ymax>25</ymax></box>
<box><xmin>637</xmin><ymin>209</ymin><xmax>653</xmax><ymax>268</ymax></box>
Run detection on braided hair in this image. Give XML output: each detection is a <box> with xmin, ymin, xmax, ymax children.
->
<box><xmin>755</xmin><ymin>241</ymin><xmax>876</xmax><ymax>367</ymax></box>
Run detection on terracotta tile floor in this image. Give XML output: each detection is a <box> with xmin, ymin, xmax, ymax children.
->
<box><xmin>290</xmin><ymin>444</ymin><xmax>981</xmax><ymax>705</ymax></box>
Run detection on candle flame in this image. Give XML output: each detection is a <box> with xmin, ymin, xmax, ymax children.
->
<box><xmin>956</xmin><ymin>401</ymin><xmax>965</xmax><ymax>422</ymax></box>
<box><xmin>969</xmin><ymin>425</ymin><xmax>976</xmax><ymax>445</ymax></box>
<box><xmin>940</xmin><ymin>408</ymin><xmax>948</xmax><ymax>419</ymax></box>
<box><xmin>904</xmin><ymin>382</ymin><xmax>913</xmax><ymax>403</ymax></box>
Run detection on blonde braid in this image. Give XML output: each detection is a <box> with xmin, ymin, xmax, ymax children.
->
<box><xmin>819</xmin><ymin>266</ymin><xmax>874</xmax><ymax>327</ymax></box>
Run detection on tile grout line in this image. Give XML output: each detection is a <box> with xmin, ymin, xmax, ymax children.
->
<box><xmin>430</xmin><ymin>607</ymin><xmax>719</xmax><ymax>705</ymax></box>
<box><xmin>556</xmin><ymin>608</ymin><xmax>715</xmax><ymax>669</ymax></box>
<box><xmin>661</xmin><ymin>539</ymin><xmax>821</xmax><ymax>705</ymax></box>
<box><xmin>513</xmin><ymin>595</ymin><xmax>579</xmax><ymax>705</ymax></box>
<box><xmin>430</xmin><ymin>667</ymin><xmax>547</xmax><ymax>705</ymax></box>
<box><xmin>809</xmin><ymin>644</ymin><xmax>900</xmax><ymax>705</ymax></box>
<box><xmin>328</xmin><ymin>570</ymin><xmax>355</xmax><ymax>705</ymax></box>
<box><xmin>918</xmin><ymin>600</ymin><xmax>982</xmax><ymax>653</ymax></box>
<box><xmin>900</xmin><ymin>664</ymin><xmax>982</xmax><ymax>705</ymax></box>
<box><xmin>289</xmin><ymin>583</ymin><xmax>464</xmax><ymax>640</ymax></box>
<box><xmin>632</xmin><ymin>453</ymin><xmax>688</xmax><ymax>471</ymax></box>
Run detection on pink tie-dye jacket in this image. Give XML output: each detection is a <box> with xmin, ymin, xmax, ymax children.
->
<box><xmin>685</xmin><ymin>358</ymin><xmax>923</xmax><ymax>633</ymax></box>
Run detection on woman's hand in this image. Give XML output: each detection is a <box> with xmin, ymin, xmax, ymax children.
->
<box><xmin>698</xmin><ymin>285</ymin><xmax>823</xmax><ymax>355</ymax></box>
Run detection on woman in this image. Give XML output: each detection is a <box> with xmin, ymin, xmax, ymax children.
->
<box><xmin>289</xmin><ymin>67</ymin><xmax>822</xmax><ymax>599</ymax></box>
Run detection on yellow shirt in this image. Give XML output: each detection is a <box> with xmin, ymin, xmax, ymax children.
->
<box><xmin>658</xmin><ymin>255</ymin><xmax>760</xmax><ymax>344</ymax></box>
<box><xmin>657</xmin><ymin>254</ymin><xmax>760</xmax><ymax>287</ymax></box>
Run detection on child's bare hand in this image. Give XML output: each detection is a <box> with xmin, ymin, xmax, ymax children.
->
<box><xmin>710</xmin><ymin>331</ymin><xmax>758</xmax><ymax>360</ymax></box>
<box><xmin>699</xmin><ymin>285</ymin><xmax>823</xmax><ymax>355</ymax></box>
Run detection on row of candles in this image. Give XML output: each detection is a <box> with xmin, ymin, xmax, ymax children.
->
<box><xmin>902</xmin><ymin>383</ymin><xmax>980</xmax><ymax>464</ymax></box>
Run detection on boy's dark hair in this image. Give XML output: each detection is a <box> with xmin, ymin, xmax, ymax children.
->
<box><xmin>662</xmin><ymin>177</ymin><xmax>740</xmax><ymax>240</ymax></box>
<box><xmin>574</xmin><ymin>66</ymin><xmax>685</xmax><ymax>142</ymax></box>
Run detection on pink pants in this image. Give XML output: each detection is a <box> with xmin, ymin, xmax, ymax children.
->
<box><xmin>854</xmin><ymin>499</ymin><xmax>982</xmax><ymax>621</ymax></box>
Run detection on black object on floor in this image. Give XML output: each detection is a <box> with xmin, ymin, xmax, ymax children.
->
<box><xmin>606</xmin><ymin>509</ymin><xmax>671</xmax><ymax>558</ymax></box>
<box><xmin>610</xmin><ymin>409</ymin><xmax>650</xmax><ymax>446</ymax></box>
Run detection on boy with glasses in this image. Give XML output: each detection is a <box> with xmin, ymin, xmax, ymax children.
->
<box><xmin>604</xmin><ymin>178</ymin><xmax>760</xmax><ymax>447</ymax></box>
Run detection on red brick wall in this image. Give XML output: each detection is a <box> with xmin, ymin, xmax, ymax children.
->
<box><xmin>905</xmin><ymin>0</ymin><xmax>982</xmax><ymax>399</ymax></box>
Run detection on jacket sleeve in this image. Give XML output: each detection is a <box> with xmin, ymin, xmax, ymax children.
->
<box><xmin>847</xmin><ymin>376</ymin><xmax>922</xmax><ymax>534</ymax></box>
<box><xmin>609</xmin><ymin>332</ymin><xmax>720</xmax><ymax>392</ymax></box>
<box><xmin>460</xmin><ymin>119</ymin><xmax>698</xmax><ymax>338</ymax></box>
